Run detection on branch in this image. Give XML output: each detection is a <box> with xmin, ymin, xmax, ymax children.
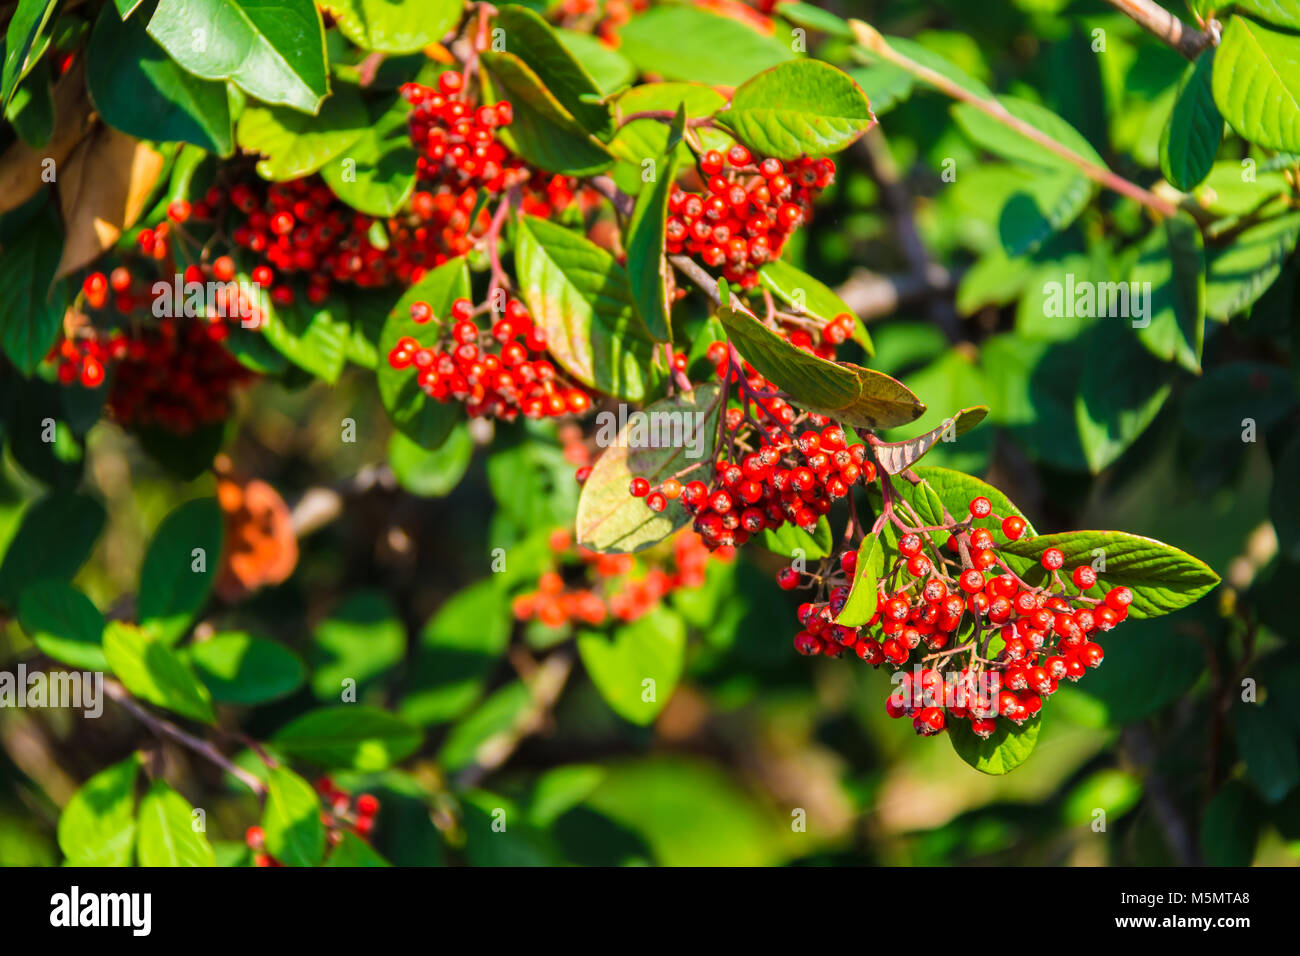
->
<box><xmin>850</xmin><ymin>20</ymin><xmax>1180</xmax><ymax>219</ymax></box>
<box><xmin>104</xmin><ymin>678</ymin><xmax>267</xmax><ymax>797</ymax></box>
<box><xmin>290</xmin><ymin>463</ymin><xmax>396</xmax><ymax>536</ymax></box>
<box><xmin>1103</xmin><ymin>0</ymin><xmax>1216</xmax><ymax>60</ymax></box>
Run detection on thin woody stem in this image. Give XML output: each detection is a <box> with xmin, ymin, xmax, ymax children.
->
<box><xmin>1102</xmin><ymin>0</ymin><xmax>1216</xmax><ymax>60</ymax></box>
<box><xmin>849</xmin><ymin>20</ymin><xmax>1180</xmax><ymax>219</ymax></box>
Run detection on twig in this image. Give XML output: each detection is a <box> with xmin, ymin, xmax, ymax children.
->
<box><xmin>103</xmin><ymin>679</ymin><xmax>267</xmax><ymax>797</ymax></box>
<box><xmin>291</xmin><ymin>464</ymin><xmax>396</xmax><ymax>536</ymax></box>
<box><xmin>1103</xmin><ymin>0</ymin><xmax>1216</xmax><ymax>60</ymax></box>
<box><xmin>850</xmin><ymin>20</ymin><xmax>1179</xmax><ymax>219</ymax></box>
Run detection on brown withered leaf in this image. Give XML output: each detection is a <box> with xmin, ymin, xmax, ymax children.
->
<box><xmin>55</xmin><ymin>127</ymin><xmax>164</xmax><ymax>277</ymax></box>
<box><xmin>0</xmin><ymin>59</ymin><xmax>94</xmax><ymax>216</ymax></box>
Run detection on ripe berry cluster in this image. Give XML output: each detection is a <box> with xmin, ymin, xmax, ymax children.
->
<box><xmin>245</xmin><ymin>776</ymin><xmax>380</xmax><ymax>866</ymax></box>
<box><xmin>629</xmin><ymin>340</ymin><xmax>876</xmax><ymax>550</ymax></box>
<box><xmin>386</xmin><ymin>295</ymin><xmax>591</xmax><ymax>420</ymax></box>
<box><xmin>666</xmin><ymin>147</ymin><xmax>835</xmax><ymax>288</ymax></box>
<box><xmin>780</xmin><ymin>493</ymin><xmax>1132</xmax><ymax>740</ymax></box>
<box><xmin>512</xmin><ymin>527</ymin><xmax>726</xmax><ymax>627</ymax></box>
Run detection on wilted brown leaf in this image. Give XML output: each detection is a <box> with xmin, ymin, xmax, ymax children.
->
<box><xmin>0</xmin><ymin>59</ymin><xmax>93</xmax><ymax>216</ymax></box>
<box><xmin>55</xmin><ymin>128</ymin><xmax>164</xmax><ymax>278</ymax></box>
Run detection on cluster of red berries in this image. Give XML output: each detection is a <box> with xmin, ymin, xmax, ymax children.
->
<box><xmin>512</xmin><ymin>528</ymin><xmax>727</xmax><ymax>627</ymax></box>
<box><xmin>781</xmin><ymin>494</ymin><xmax>1133</xmax><ymax>740</ymax></box>
<box><xmin>667</xmin><ymin>147</ymin><xmax>835</xmax><ymax>288</ymax></box>
<box><xmin>386</xmin><ymin>296</ymin><xmax>591</xmax><ymax>420</ymax></box>
<box><xmin>630</xmin><ymin>343</ymin><xmax>876</xmax><ymax>551</ymax></box>
<box><xmin>245</xmin><ymin>777</ymin><xmax>380</xmax><ymax>866</ymax></box>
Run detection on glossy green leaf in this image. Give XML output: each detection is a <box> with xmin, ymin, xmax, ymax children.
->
<box><xmin>836</xmin><ymin>532</ymin><xmax>884</xmax><ymax>627</ymax></box>
<box><xmin>1133</xmin><ymin>212</ymin><xmax>1205</xmax><ymax>372</ymax></box>
<box><xmin>87</xmin><ymin>2</ymin><xmax>233</xmax><ymax>155</ymax></box>
<box><xmin>58</xmin><ymin>754</ymin><xmax>138</xmax><ymax>866</ymax></box>
<box><xmin>388</xmin><ymin>424</ymin><xmax>473</xmax><ymax>498</ymax></box>
<box><xmin>136</xmin><ymin>780</ymin><xmax>216</xmax><ymax>867</ymax></box>
<box><xmin>997</xmin><ymin>172</ymin><xmax>1092</xmax><ymax>257</ymax></box>
<box><xmin>1160</xmin><ymin>50</ymin><xmax>1221</xmax><ymax>190</ymax></box>
<box><xmin>1229</xmin><ymin>1</ymin><xmax>1300</xmax><ymax>28</ymax></box>
<box><xmin>0</xmin><ymin>492</ymin><xmax>106</xmax><ymax>606</ymax></box>
<box><xmin>17</xmin><ymin>580</ymin><xmax>107</xmax><ymax>671</ymax></box>
<box><xmin>236</xmin><ymin>82</ymin><xmax>367</xmax><ymax>180</ymax></box>
<box><xmin>954</xmin><ymin>95</ymin><xmax>1105</xmax><ymax>172</ymax></box>
<box><xmin>439</xmin><ymin>682</ymin><xmax>532</xmax><ymax>772</ymax></box>
<box><xmin>1212</xmin><ymin>16</ymin><xmax>1300</xmax><ymax>152</ymax></box>
<box><xmin>377</xmin><ymin>256</ymin><xmax>470</xmax><ymax>449</ymax></box>
<box><xmin>263</xmin><ymin>766</ymin><xmax>325</xmax><ymax>866</ymax></box>
<box><xmin>616</xmin><ymin>5</ymin><xmax>794</xmax><ymax>87</ymax></box>
<box><xmin>481</xmin><ymin>50</ymin><xmax>614</xmax><ymax>176</ymax></box>
<box><xmin>1205</xmin><ymin>213</ymin><xmax>1300</xmax><ymax>319</ymax></box>
<box><xmin>0</xmin><ymin>197</ymin><xmax>66</xmax><ymax>375</ymax></box>
<box><xmin>104</xmin><ymin>622</ymin><xmax>215</xmax><ymax>724</ymax></box>
<box><xmin>325</xmin><ymin>0</ymin><xmax>463</xmax><ymax>54</ymax></box>
<box><xmin>514</xmin><ymin>215</ymin><xmax>656</xmax><ymax>400</ymax></box>
<box><xmin>187</xmin><ymin>632</ymin><xmax>306</xmax><ymax>704</ymax></box>
<box><xmin>318</xmin><ymin>93</ymin><xmax>416</xmax><ymax>216</ymax></box>
<box><xmin>273</xmin><ymin>706</ymin><xmax>422</xmax><ymax>770</ymax></box>
<box><xmin>717</xmin><ymin>60</ymin><xmax>874</xmax><ymax>159</ymax></box>
<box><xmin>760</xmin><ymin>516</ymin><xmax>833</xmax><ymax>561</ymax></box>
<box><xmin>758</xmin><ymin>258</ymin><xmax>874</xmax><ymax>354</ymax></box>
<box><xmin>259</xmin><ymin>295</ymin><xmax>351</xmax><ymax>383</ymax></box>
<box><xmin>1</xmin><ymin>0</ymin><xmax>57</xmax><ymax>108</ymax></box>
<box><xmin>1074</xmin><ymin>319</ymin><xmax>1173</xmax><ymax>472</ymax></box>
<box><xmin>948</xmin><ymin>711</ymin><xmax>1041</xmax><ymax>774</ymax></box>
<box><xmin>557</xmin><ymin>28</ymin><xmax>635</xmax><ymax>95</ymax></box>
<box><xmin>5</xmin><ymin>56</ymin><xmax>53</xmax><ymax>147</ymax></box>
<box><xmin>578</xmin><ymin>606</ymin><xmax>685</xmax><ymax>726</ymax></box>
<box><xmin>326</xmin><ymin>830</ymin><xmax>390</xmax><ymax>866</ymax></box>
<box><xmin>309</xmin><ymin>591</ymin><xmax>405</xmax><ymax>700</ymax></box>
<box><xmin>873</xmin><ymin>405</ymin><xmax>988</xmax><ymax>475</ymax></box>
<box><xmin>716</xmin><ymin>304</ymin><xmax>925</xmax><ymax>429</ymax></box>
<box><xmin>137</xmin><ymin>498</ymin><xmax>224</xmax><ymax>645</ymax></box>
<box><xmin>625</xmin><ymin>147</ymin><xmax>678</xmax><ymax>342</ymax></box>
<box><xmin>575</xmin><ymin>382</ymin><xmax>723</xmax><ymax>552</ymax></box>
<box><xmin>1001</xmin><ymin>530</ymin><xmax>1220</xmax><ymax>618</ymax></box>
<box><xmin>146</xmin><ymin>0</ymin><xmax>328</xmax><ymax>114</ymax></box>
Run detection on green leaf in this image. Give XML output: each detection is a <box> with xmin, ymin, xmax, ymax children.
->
<box><xmin>273</xmin><ymin>706</ymin><xmax>423</xmax><ymax>770</ymax></box>
<box><xmin>1201</xmin><ymin>780</ymin><xmax>1261</xmax><ymax>866</ymax></box>
<box><xmin>1160</xmin><ymin>50</ymin><xmax>1221</xmax><ymax>190</ymax></box>
<box><xmin>1211</xmin><ymin>16</ymin><xmax>1300</xmax><ymax>153</ymax></box>
<box><xmin>17</xmin><ymin>580</ymin><xmax>107</xmax><ymax>671</ymax></box>
<box><xmin>1</xmin><ymin>0</ymin><xmax>57</xmax><ymax>108</ymax></box>
<box><xmin>1229</xmin><ymin>1</ymin><xmax>1300</xmax><ymax>28</ymax></box>
<box><xmin>480</xmin><ymin>50</ymin><xmax>615</xmax><ymax>176</ymax></box>
<box><xmin>6</xmin><ymin>56</ymin><xmax>53</xmax><ymax>147</ymax></box>
<box><xmin>495</xmin><ymin>5</ymin><xmax>612</xmax><ymax>140</ymax></box>
<box><xmin>186</xmin><ymin>632</ymin><xmax>306</xmax><ymax>704</ymax></box>
<box><xmin>836</xmin><ymin>532</ymin><xmax>884</xmax><ymax>627</ymax></box>
<box><xmin>58</xmin><ymin>754</ymin><xmax>138</xmax><ymax>866</ymax></box>
<box><xmin>878</xmin><ymin>34</ymin><xmax>993</xmax><ymax>100</ymax></box>
<box><xmin>377</xmin><ymin>256</ymin><xmax>470</xmax><ymax>449</ymax></box>
<box><xmin>309</xmin><ymin>590</ymin><xmax>405</xmax><ymax>701</ymax></box>
<box><xmin>954</xmin><ymin>96</ymin><xmax>1105</xmax><ymax>172</ymax></box>
<box><xmin>616</xmin><ymin>5</ymin><xmax>794</xmax><ymax>87</ymax></box>
<box><xmin>326</xmin><ymin>830</ymin><xmax>390</xmax><ymax>866</ymax></box>
<box><xmin>0</xmin><ymin>197</ymin><xmax>66</xmax><ymax>374</ymax></box>
<box><xmin>848</xmin><ymin>63</ymin><xmax>914</xmax><ymax>117</ymax></box>
<box><xmin>997</xmin><ymin>172</ymin><xmax>1093</xmax><ymax>257</ymax></box>
<box><xmin>115</xmin><ymin>0</ymin><xmax>146</xmax><ymax>16</ymax></box>
<box><xmin>888</xmin><ymin>466</ymin><xmax>1037</xmax><ymax>543</ymax></box>
<box><xmin>388</xmin><ymin>424</ymin><xmax>473</xmax><ymax>498</ymax></box>
<box><xmin>625</xmin><ymin>148</ymin><xmax>678</xmax><ymax>342</ymax></box>
<box><xmin>0</xmin><ymin>492</ymin><xmax>106</xmax><ymax>606</ymax></box>
<box><xmin>104</xmin><ymin>622</ymin><xmax>216</xmax><ymax>724</ymax></box>
<box><xmin>1133</xmin><ymin>212</ymin><xmax>1206</xmax><ymax>372</ymax></box>
<box><xmin>514</xmin><ymin>215</ymin><xmax>656</xmax><ymax>400</ymax></box>
<box><xmin>608</xmin><ymin>82</ymin><xmax>729</xmax><ymax>184</ymax></box>
<box><xmin>86</xmin><ymin>1</ymin><xmax>233</xmax><ymax>155</ymax></box>
<box><xmin>325</xmin><ymin>0</ymin><xmax>463</xmax><ymax>54</ymax></box>
<box><xmin>872</xmin><ymin>405</ymin><xmax>988</xmax><ymax>475</ymax></box>
<box><xmin>263</xmin><ymin>766</ymin><xmax>325</xmax><ymax>866</ymax></box>
<box><xmin>260</xmin><ymin>295</ymin><xmax>351</xmax><ymax>383</ymax></box>
<box><xmin>758</xmin><ymin>258</ymin><xmax>873</xmax><ymax>354</ymax></box>
<box><xmin>777</xmin><ymin>1</ymin><xmax>852</xmax><ymax>37</ymax></box>
<box><xmin>575</xmin><ymin>382</ymin><xmax>723</xmax><ymax>552</ymax></box>
<box><xmin>402</xmin><ymin>578</ymin><xmax>512</xmax><ymax>725</ymax></box>
<box><xmin>760</xmin><ymin>516</ymin><xmax>833</xmax><ymax>560</ymax></box>
<box><xmin>439</xmin><ymin>681</ymin><xmax>533</xmax><ymax>772</ymax></box>
<box><xmin>137</xmin><ymin>498</ymin><xmax>224</xmax><ymax>645</ymax></box>
<box><xmin>1074</xmin><ymin>320</ymin><xmax>1173</xmax><ymax>472</ymax></box>
<box><xmin>578</xmin><ymin>606</ymin><xmax>685</xmax><ymax>726</ymax></box>
<box><xmin>557</xmin><ymin>29</ymin><xmax>635</xmax><ymax>95</ymax></box>
<box><xmin>1001</xmin><ymin>530</ymin><xmax>1221</xmax><ymax>618</ymax></box>
<box><xmin>1235</xmin><ymin>700</ymin><xmax>1300</xmax><ymax>802</ymax></box>
<box><xmin>1205</xmin><ymin>213</ymin><xmax>1300</xmax><ymax>319</ymax></box>
<box><xmin>717</xmin><ymin>60</ymin><xmax>874</xmax><ymax>159</ymax></box>
<box><xmin>135</xmin><ymin>780</ymin><xmax>216</xmax><ymax>866</ymax></box>
<box><xmin>146</xmin><ymin>0</ymin><xmax>328</xmax><ymax>114</ymax></box>
<box><xmin>716</xmin><ymin>304</ymin><xmax>925</xmax><ymax>429</ymax></box>
<box><xmin>1271</xmin><ymin>433</ymin><xmax>1300</xmax><ymax>561</ymax></box>
<box><xmin>1071</xmin><ymin>616</ymin><xmax>1205</xmax><ymax>723</ymax></box>
<box><xmin>948</xmin><ymin>712</ymin><xmax>1041</xmax><ymax>774</ymax></box>
<box><xmin>318</xmin><ymin>93</ymin><xmax>416</xmax><ymax>216</ymax></box>
<box><xmin>235</xmin><ymin>82</ymin><xmax>367</xmax><ymax>180</ymax></box>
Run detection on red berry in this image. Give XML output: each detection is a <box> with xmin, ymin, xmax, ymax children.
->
<box><xmin>1001</xmin><ymin>515</ymin><xmax>1027</xmax><ymax>540</ymax></box>
<box><xmin>1072</xmin><ymin>565</ymin><xmax>1098</xmax><ymax>589</ymax></box>
<box><xmin>777</xmin><ymin>567</ymin><xmax>801</xmax><ymax>590</ymax></box>
<box><xmin>629</xmin><ymin>477</ymin><xmax>650</xmax><ymax>497</ymax></box>
<box><xmin>969</xmin><ymin>496</ymin><xmax>992</xmax><ymax>518</ymax></box>
<box><xmin>1104</xmin><ymin>586</ymin><xmax>1132</xmax><ymax>611</ymax></box>
<box><xmin>1041</xmin><ymin>548</ymin><xmax>1065</xmax><ymax>571</ymax></box>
